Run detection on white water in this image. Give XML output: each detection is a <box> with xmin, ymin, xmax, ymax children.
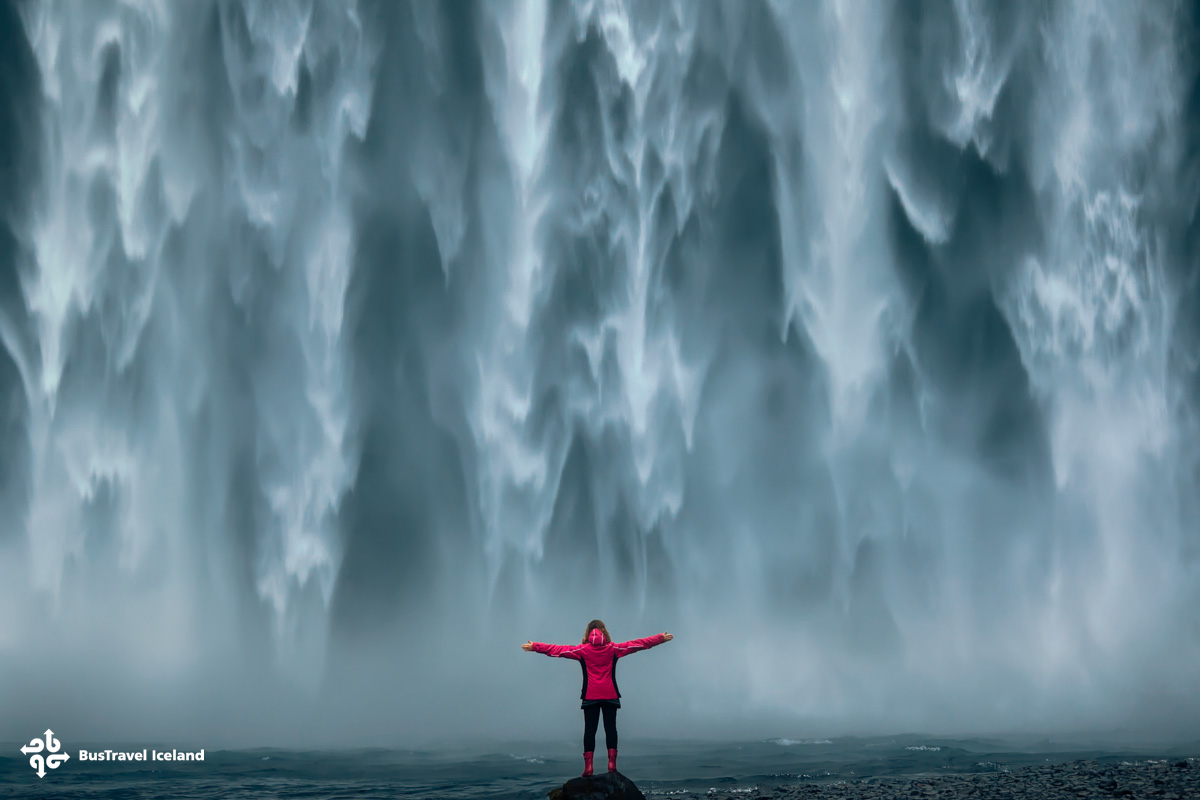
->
<box><xmin>0</xmin><ymin>0</ymin><xmax>1196</xmax><ymax>745</ymax></box>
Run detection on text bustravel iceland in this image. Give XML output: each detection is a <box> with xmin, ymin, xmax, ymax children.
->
<box><xmin>81</xmin><ymin>748</ymin><xmax>205</xmax><ymax>762</ymax></box>
<box><xmin>20</xmin><ymin>730</ymin><xmax>204</xmax><ymax>779</ymax></box>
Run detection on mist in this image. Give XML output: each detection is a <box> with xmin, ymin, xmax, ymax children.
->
<box><xmin>1</xmin><ymin>0</ymin><xmax>1198</xmax><ymax>749</ymax></box>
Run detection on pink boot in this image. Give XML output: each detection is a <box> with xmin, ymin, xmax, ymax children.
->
<box><xmin>607</xmin><ymin>748</ymin><xmax>617</xmax><ymax>773</ymax></box>
<box><xmin>582</xmin><ymin>751</ymin><xmax>593</xmax><ymax>777</ymax></box>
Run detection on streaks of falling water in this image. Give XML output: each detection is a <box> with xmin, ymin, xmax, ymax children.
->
<box><xmin>0</xmin><ymin>0</ymin><xmax>1197</xmax><ymax>742</ymax></box>
<box><xmin>8</xmin><ymin>0</ymin><xmax>376</xmax><ymax>690</ymax></box>
<box><xmin>470</xmin><ymin>0</ymin><xmax>557</xmax><ymax>600</ymax></box>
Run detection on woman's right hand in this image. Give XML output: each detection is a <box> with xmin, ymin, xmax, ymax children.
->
<box><xmin>521</xmin><ymin>641</ymin><xmax>534</xmax><ymax>651</ymax></box>
<box><xmin>662</xmin><ymin>632</ymin><xmax>673</xmax><ymax>641</ymax></box>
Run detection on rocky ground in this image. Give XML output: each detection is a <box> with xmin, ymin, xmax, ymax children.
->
<box><xmin>673</xmin><ymin>757</ymin><xmax>1200</xmax><ymax>800</ymax></box>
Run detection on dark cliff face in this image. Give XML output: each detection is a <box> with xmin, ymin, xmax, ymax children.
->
<box><xmin>1</xmin><ymin>0</ymin><xmax>1199</xmax><ymax>744</ymax></box>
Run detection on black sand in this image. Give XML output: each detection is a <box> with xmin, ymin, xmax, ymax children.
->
<box><xmin>691</xmin><ymin>757</ymin><xmax>1200</xmax><ymax>800</ymax></box>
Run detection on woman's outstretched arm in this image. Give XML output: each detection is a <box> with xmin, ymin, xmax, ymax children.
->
<box><xmin>522</xmin><ymin>640</ymin><xmax>584</xmax><ymax>660</ymax></box>
<box><xmin>613</xmin><ymin>632</ymin><xmax>673</xmax><ymax>658</ymax></box>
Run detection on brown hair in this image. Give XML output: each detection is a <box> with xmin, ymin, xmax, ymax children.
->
<box><xmin>582</xmin><ymin>619</ymin><xmax>611</xmax><ymax>644</ymax></box>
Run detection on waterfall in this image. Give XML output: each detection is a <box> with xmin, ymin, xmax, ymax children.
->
<box><xmin>0</xmin><ymin>0</ymin><xmax>1197</xmax><ymax>744</ymax></box>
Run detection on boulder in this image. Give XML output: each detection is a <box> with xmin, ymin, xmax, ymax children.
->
<box><xmin>546</xmin><ymin>771</ymin><xmax>646</xmax><ymax>800</ymax></box>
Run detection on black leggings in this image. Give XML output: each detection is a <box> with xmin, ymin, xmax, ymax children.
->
<box><xmin>583</xmin><ymin>703</ymin><xmax>618</xmax><ymax>751</ymax></box>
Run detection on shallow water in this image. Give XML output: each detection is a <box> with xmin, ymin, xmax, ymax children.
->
<box><xmin>3</xmin><ymin>735</ymin><xmax>1196</xmax><ymax>799</ymax></box>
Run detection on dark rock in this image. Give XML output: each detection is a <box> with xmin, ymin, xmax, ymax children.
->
<box><xmin>547</xmin><ymin>771</ymin><xmax>646</xmax><ymax>800</ymax></box>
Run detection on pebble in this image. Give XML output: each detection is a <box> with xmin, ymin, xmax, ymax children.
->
<box><xmin>685</xmin><ymin>756</ymin><xmax>1200</xmax><ymax>800</ymax></box>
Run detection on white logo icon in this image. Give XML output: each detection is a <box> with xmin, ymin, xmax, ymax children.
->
<box><xmin>20</xmin><ymin>729</ymin><xmax>70</xmax><ymax>778</ymax></box>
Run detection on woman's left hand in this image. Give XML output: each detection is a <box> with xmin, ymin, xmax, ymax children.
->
<box><xmin>662</xmin><ymin>632</ymin><xmax>673</xmax><ymax>641</ymax></box>
<box><xmin>521</xmin><ymin>641</ymin><xmax>534</xmax><ymax>651</ymax></box>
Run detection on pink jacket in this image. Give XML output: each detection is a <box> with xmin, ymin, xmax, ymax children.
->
<box><xmin>531</xmin><ymin>629</ymin><xmax>668</xmax><ymax>701</ymax></box>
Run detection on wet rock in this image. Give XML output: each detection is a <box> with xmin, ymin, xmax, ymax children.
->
<box><xmin>547</xmin><ymin>771</ymin><xmax>646</xmax><ymax>800</ymax></box>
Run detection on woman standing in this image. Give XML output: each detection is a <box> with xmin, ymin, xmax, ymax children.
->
<box><xmin>523</xmin><ymin>620</ymin><xmax>673</xmax><ymax>776</ymax></box>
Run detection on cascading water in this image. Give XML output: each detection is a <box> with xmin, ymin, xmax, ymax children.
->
<box><xmin>0</xmin><ymin>0</ymin><xmax>1197</xmax><ymax>745</ymax></box>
